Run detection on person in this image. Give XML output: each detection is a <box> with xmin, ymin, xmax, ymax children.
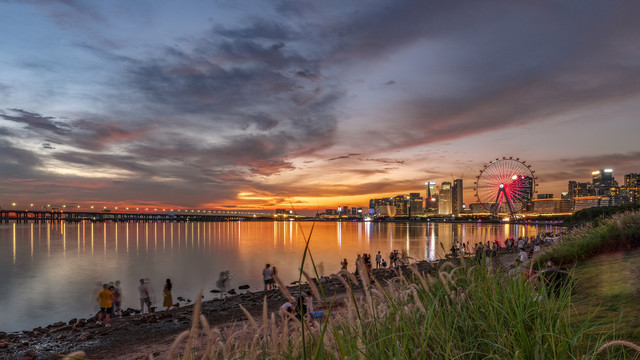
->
<box><xmin>280</xmin><ymin>301</ymin><xmax>295</xmax><ymax>315</ymax></box>
<box><xmin>163</xmin><ymin>279</ymin><xmax>173</xmax><ymax>311</ymax></box>
<box><xmin>138</xmin><ymin>278</ymin><xmax>151</xmax><ymax>314</ymax></box>
<box><xmin>340</xmin><ymin>258</ymin><xmax>348</xmax><ymax>271</ymax></box>
<box><xmin>381</xmin><ymin>258</ymin><xmax>387</xmax><ymax>268</ymax></box>
<box><xmin>96</xmin><ymin>284</ymin><xmax>114</xmax><ymax>327</ymax></box>
<box><xmin>113</xmin><ymin>280</ymin><xmax>122</xmax><ymax>317</ymax></box>
<box><xmin>216</xmin><ymin>271</ymin><xmax>232</xmax><ymax>293</ymax></box>
<box><xmin>271</xmin><ymin>266</ymin><xmax>279</xmax><ymax>289</ymax></box>
<box><xmin>519</xmin><ymin>249</ymin><xmax>528</xmax><ymax>264</ymax></box>
<box><xmin>304</xmin><ymin>291</ymin><xmax>314</xmax><ymax>322</ymax></box>
<box><xmin>375</xmin><ymin>251</ymin><xmax>382</xmax><ymax>269</ymax></box>
<box><xmin>263</xmin><ymin>264</ymin><xmax>274</xmax><ymax>291</ymax></box>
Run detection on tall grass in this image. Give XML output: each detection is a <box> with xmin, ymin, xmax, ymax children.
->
<box><xmin>148</xmin><ymin>259</ymin><xmax>639</xmax><ymax>359</ymax></box>
<box><xmin>535</xmin><ymin>211</ymin><xmax>640</xmax><ymax>267</ymax></box>
<box><xmin>65</xmin><ymin>213</ymin><xmax>640</xmax><ymax>359</ymax></box>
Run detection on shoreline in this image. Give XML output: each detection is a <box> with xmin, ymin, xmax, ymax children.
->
<box><xmin>0</xmin><ymin>242</ymin><xmax>550</xmax><ymax>360</ymax></box>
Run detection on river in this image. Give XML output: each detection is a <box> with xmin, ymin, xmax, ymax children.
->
<box><xmin>0</xmin><ymin>220</ymin><xmax>561</xmax><ymax>332</ymax></box>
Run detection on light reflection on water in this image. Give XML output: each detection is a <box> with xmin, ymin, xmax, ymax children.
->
<box><xmin>0</xmin><ymin>220</ymin><xmax>560</xmax><ymax>332</ymax></box>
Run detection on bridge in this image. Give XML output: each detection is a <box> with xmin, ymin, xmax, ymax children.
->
<box><xmin>0</xmin><ymin>208</ymin><xmax>278</xmax><ymax>222</ymax></box>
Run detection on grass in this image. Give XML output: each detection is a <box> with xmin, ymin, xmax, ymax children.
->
<box><xmin>120</xmin><ymin>261</ymin><xmax>639</xmax><ymax>359</ymax></box>
<box><xmin>534</xmin><ymin>210</ymin><xmax>640</xmax><ymax>268</ymax></box>
<box><xmin>63</xmin><ymin>211</ymin><xmax>640</xmax><ymax>359</ymax></box>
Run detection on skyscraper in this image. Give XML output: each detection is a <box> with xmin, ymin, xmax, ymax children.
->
<box><xmin>438</xmin><ymin>182</ymin><xmax>452</xmax><ymax>215</ymax></box>
<box><xmin>452</xmin><ymin>179</ymin><xmax>463</xmax><ymax>215</ymax></box>
<box><xmin>409</xmin><ymin>192</ymin><xmax>423</xmax><ymax>216</ymax></box>
<box><xmin>625</xmin><ymin>173</ymin><xmax>640</xmax><ymax>204</ymax></box>
<box><xmin>592</xmin><ymin>169</ymin><xmax>616</xmax><ymax>196</ymax></box>
<box><xmin>425</xmin><ymin>181</ymin><xmax>437</xmax><ymax>211</ymax></box>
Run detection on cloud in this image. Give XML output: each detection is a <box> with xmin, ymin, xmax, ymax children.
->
<box><xmin>383</xmin><ymin>80</ymin><xmax>396</xmax><ymax>86</ymax></box>
<box><xmin>1</xmin><ymin>108</ymin><xmax>71</xmax><ymax>135</ymax></box>
<box><xmin>364</xmin><ymin>158</ymin><xmax>405</xmax><ymax>165</ymax></box>
<box><xmin>319</xmin><ymin>1</ymin><xmax>640</xmax><ymax>150</ymax></box>
<box><xmin>329</xmin><ymin>153</ymin><xmax>361</xmax><ymax>161</ymax></box>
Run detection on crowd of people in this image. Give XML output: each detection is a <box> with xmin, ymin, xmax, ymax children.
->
<box><xmin>444</xmin><ymin>232</ymin><xmax>564</xmax><ymax>264</ymax></box>
<box><xmin>94</xmin><ymin>277</ymin><xmax>175</xmax><ymax>327</ymax></box>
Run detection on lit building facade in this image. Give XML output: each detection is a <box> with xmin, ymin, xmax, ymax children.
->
<box><xmin>452</xmin><ymin>179</ymin><xmax>463</xmax><ymax>215</ymax></box>
<box><xmin>438</xmin><ymin>182</ymin><xmax>453</xmax><ymax>215</ymax></box>
<box><xmin>425</xmin><ymin>181</ymin><xmax>438</xmax><ymax>211</ymax></box>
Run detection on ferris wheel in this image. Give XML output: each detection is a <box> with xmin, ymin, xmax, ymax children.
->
<box><xmin>474</xmin><ymin>156</ymin><xmax>537</xmax><ymax>217</ymax></box>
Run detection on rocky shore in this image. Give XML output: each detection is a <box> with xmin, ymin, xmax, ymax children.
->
<box><xmin>0</xmin><ymin>262</ymin><xmax>440</xmax><ymax>360</ymax></box>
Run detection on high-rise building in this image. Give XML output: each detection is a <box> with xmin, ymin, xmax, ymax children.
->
<box><xmin>625</xmin><ymin>173</ymin><xmax>640</xmax><ymax>204</ymax></box>
<box><xmin>568</xmin><ymin>181</ymin><xmax>577</xmax><ymax>198</ymax></box>
<box><xmin>592</xmin><ymin>169</ymin><xmax>616</xmax><ymax>196</ymax></box>
<box><xmin>393</xmin><ymin>195</ymin><xmax>408</xmax><ymax>215</ymax></box>
<box><xmin>452</xmin><ymin>179</ymin><xmax>463</xmax><ymax>215</ymax></box>
<box><xmin>409</xmin><ymin>192</ymin><xmax>423</xmax><ymax>216</ymax></box>
<box><xmin>576</xmin><ymin>182</ymin><xmax>592</xmax><ymax>197</ymax></box>
<box><xmin>425</xmin><ymin>181</ymin><xmax>438</xmax><ymax>211</ymax></box>
<box><xmin>438</xmin><ymin>182</ymin><xmax>452</xmax><ymax>215</ymax></box>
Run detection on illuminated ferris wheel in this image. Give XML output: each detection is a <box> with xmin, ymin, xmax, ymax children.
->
<box><xmin>474</xmin><ymin>156</ymin><xmax>537</xmax><ymax>217</ymax></box>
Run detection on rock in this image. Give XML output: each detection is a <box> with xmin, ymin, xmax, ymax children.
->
<box><xmin>20</xmin><ymin>349</ymin><xmax>36</xmax><ymax>360</ymax></box>
<box><xmin>72</xmin><ymin>322</ymin><xmax>85</xmax><ymax>329</ymax></box>
<box><xmin>51</xmin><ymin>325</ymin><xmax>73</xmax><ymax>333</ymax></box>
<box><xmin>77</xmin><ymin>333</ymin><xmax>93</xmax><ymax>341</ymax></box>
<box><xmin>68</xmin><ymin>318</ymin><xmax>78</xmax><ymax>325</ymax></box>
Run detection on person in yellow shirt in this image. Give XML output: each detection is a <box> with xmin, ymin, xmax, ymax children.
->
<box><xmin>96</xmin><ymin>284</ymin><xmax>114</xmax><ymax>327</ymax></box>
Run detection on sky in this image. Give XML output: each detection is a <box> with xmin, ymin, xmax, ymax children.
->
<box><xmin>1</xmin><ymin>0</ymin><xmax>639</xmax><ymax>213</ymax></box>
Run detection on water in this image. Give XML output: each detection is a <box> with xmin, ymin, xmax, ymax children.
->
<box><xmin>0</xmin><ymin>220</ymin><xmax>560</xmax><ymax>332</ymax></box>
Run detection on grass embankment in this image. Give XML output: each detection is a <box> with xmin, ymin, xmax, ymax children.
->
<box><xmin>65</xmin><ymin>212</ymin><xmax>640</xmax><ymax>359</ymax></box>
<box><xmin>122</xmin><ymin>262</ymin><xmax>638</xmax><ymax>359</ymax></box>
<box><xmin>535</xmin><ymin>210</ymin><xmax>640</xmax><ymax>267</ymax></box>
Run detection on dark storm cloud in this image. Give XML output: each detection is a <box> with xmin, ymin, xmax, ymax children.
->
<box><xmin>1</xmin><ymin>109</ymin><xmax>71</xmax><ymax>135</ymax></box>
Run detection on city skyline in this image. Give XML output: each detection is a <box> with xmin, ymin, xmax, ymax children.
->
<box><xmin>1</xmin><ymin>1</ymin><xmax>640</xmax><ymax>212</ymax></box>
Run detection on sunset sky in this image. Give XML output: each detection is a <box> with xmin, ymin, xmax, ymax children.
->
<box><xmin>1</xmin><ymin>1</ymin><xmax>639</xmax><ymax>212</ymax></box>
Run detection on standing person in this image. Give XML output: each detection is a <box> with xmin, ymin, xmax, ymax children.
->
<box><xmin>138</xmin><ymin>278</ymin><xmax>151</xmax><ymax>314</ymax></box>
<box><xmin>304</xmin><ymin>291</ymin><xmax>314</xmax><ymax>322</ymax></box>
<box><xmin>340</xmin><ymin>258</ymin><xmax>348</xmax><ymax>271</ymax></box>
<box><xmin>96</xmin><ymin>284</ymin><xmax>114</xmax><ymax>327</ymax></box>
<box><xmin>163</xmin><ymin>279</ymin><xmax>173</xmax><ymax>311</ymax></box>
<box><xmin>263</xmin><ymin>264</ymin><xmax>274</xmax><ymax>292</ymax></box>
<box><xmin>375</xmin><ymin>251</ymin><xmax>382</xmax><ymax>269</ymax></box>
<box><xmin>113</xmin><ymin>280</ymin><xmax>122</xmax><ymax>317</ymax></box>
<box><xmin>271</xmin><ymin>267</ymin><xmax>279</xmax><ymax>289</ymax></box>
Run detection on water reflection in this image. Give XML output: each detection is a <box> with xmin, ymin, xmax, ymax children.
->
<box><xmin>0</xmin><ymin>220</ymin><xmax>560</xmax><ymax>333</ymax></box>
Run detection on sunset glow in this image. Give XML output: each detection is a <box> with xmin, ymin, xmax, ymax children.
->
<box><xmin>1</xmin><ymin>1</ymin><xmax>639</xmax><ymax>213</ymax></box>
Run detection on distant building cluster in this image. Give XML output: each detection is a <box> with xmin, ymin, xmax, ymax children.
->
<box><xmin>562</xmin><ymin>170</ymin><xmax>640</xmax><ymax>210</ymax></box>
<box><xmin>366</xmin><ymin>179</ymin><xmax>465</xmax><ymax>218</ymax></box>
<box><xmin>315</xmin><ymin>169</ymin><xmax>639</xmax><ymax>219</ymax></box>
